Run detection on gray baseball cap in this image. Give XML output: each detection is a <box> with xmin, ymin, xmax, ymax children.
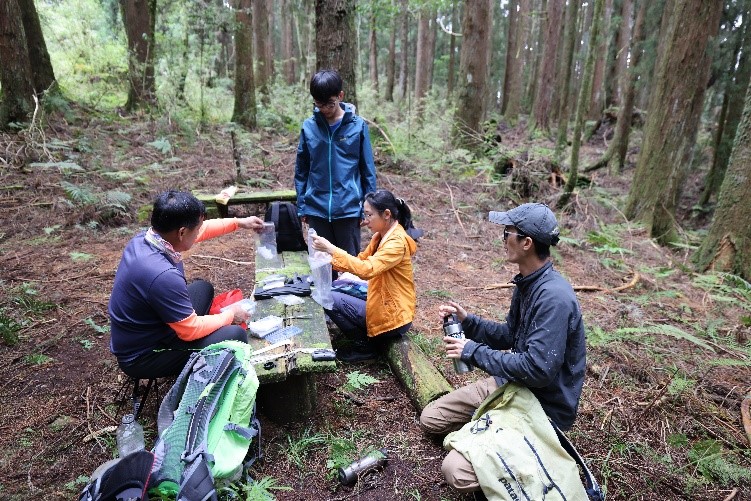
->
<box><xmin>489</xmin><ymin>203</ymin><xmax>560</xmax><ymax>246</ymax></box>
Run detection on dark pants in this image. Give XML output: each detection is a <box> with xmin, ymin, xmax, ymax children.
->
<box><xmin>307</xmin><ymin>216</ymin><xmax>362</xmax><ymax>257</ymax></box>
<box><xmin>119</xmin><ymin>279</ymin><xmax>248</xmax><ymax>379</ymax></box>
<box><xmin>326</xmin><ymin>291</ymin><xmax>411</xmax><ymax>350</ymax></box>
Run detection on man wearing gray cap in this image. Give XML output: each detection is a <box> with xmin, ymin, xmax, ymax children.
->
<box><xmin>420</xmin><ymin>203</ymin><xmax>587</xmax><ymax>495</ymax></box>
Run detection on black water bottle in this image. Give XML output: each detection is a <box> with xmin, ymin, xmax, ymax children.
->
<box><xmin>443</xmin><ymin>314</ymin><xmax>473</xmax><ymax>374</ymax></box>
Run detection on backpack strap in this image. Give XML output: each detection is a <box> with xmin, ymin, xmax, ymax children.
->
<box><xmin>271</xmin><ymin>202</ymin><xmax>280</xmax><ymax>238</ymax></box>
<box><xmin>553</xmin><ymin>425</ymin><xmax>605</xmax><ymax>501</ymax></box>
<box><xmin>283</xmin><ymin>202</ymin><xmax>304</xmax><ymax>241</ymax></box>
<box><xmin>177</xmin><ymin>349</ymin><xmax>240</xmax><ymax>501</ymax></box>
<box><xmin>157</xmin><ymin>351</ymin><xmax>204</xmax><ymax>435</ymax></box>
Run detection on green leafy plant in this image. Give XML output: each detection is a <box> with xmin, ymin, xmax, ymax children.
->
<box><xmin>64</xmin><ymin>475</ymin><xmax>90</xmax><ymax>492</ymax></box>
<box><xmin>342</xmin><ymin>371</ymin><xmax>380</xmax><ymax>392</ymax></box>
<box><xmin>13</xmin><ymin>284</ymin><xmax>55</xmax><ymax>315</ymax></box>
<box><xmin>79</xmin><ymin>339</ymin><xmax>94</xmax><ymax>350</ymax></box>
<box><xmin>286</xmin><ymin>428</ymin><xmax>327</xmax><ymax>470</ymax></box>
<box><xmin>0</xmin><ymin>309</ymin><xmax>22</xmax><ymax>346</ymax></box>
<box><xmin>70</xmin><ymin>251</ymin><xmax>94</xmax><ymax>262</ymax></box>
<box><xmin>615</xmin><ymin>325</ymin><xmax>714</xmax><ymax>352</ymax></box>
<box><xmin>147</xmin><ymin>137</ymin><xmax>173</xmax><ymax>155</ymax></box>
<box><xmin>325</xmin><ymin>437</ymin><xmax>358</xmax><ymax>479</ymax></box>
<box><xmin>425</xmin><ymin>289</ymin><xmax>451</xmax><ymax>298</ymax></box>
<box><xmin>687</xmin><ymin>440</ymin><xmax>751</xmax><ymax>486</ymax></box>
<box><xmin>219</xmin><ymin>475</ymin><xmax>291</xmax><ymax>500</ymax></box>
<box><xmin>84</xmin><ymin>317</ymin><xmax>109</xmax><ymax>335</ymax></box>
<box><xmin>24</xmin><ymin>353</ymin><xmax>52</xmax><ymax>365</ymax></box>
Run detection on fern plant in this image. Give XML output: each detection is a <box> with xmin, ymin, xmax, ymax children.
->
<box><xmin>342</xmin><ymin>371</ymin><xmax>380</xmax><ymax>392</ymax></box>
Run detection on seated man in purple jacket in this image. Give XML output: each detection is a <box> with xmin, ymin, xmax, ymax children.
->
<box><xmin>109</xmin><ymin>190</ymin><xmax>264</xmax><ymax>379</ymax></box>
<box><xmin>420</xmin><ymin>203</ymin><xmax>587</xmax><ymax>495</ymax></box>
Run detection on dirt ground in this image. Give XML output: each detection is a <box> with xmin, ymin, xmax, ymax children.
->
<box><xmin>0</xmin><ymin>113</ymin><xmax>749</xmax><ymax>500</ymax></box>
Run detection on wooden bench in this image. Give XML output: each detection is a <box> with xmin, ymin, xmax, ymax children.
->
<box><xmin>194</xmin><ymin>189</ymin><xmax>297</xmax><ymax>219</ymax></box>
<box><xmin>248</xmin><ymin>249</ymin><xmax>336</xmax><ymax>423</ymax></box>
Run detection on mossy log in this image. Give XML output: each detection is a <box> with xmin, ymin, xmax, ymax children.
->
<box><xmin>385</xmin><ymin>336</ymin><xmax>452</xmax><ymax>412</ymax></box>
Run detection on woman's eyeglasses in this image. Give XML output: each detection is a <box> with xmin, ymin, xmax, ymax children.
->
<box><xmin>503</xmin><ymin>229</ymin><xmax>526</xmax><ymax>242</ymax></box>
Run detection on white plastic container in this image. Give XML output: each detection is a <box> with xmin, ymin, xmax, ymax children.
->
<box><xmin>247</xmin><ymin>315</ymin><xmax>284</xmax><ymax>338</ymax></box>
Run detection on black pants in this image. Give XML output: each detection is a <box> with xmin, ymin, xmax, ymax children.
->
<box><xmin>119</xmin><ymin>279</ymin><xmax>248</xmax><ymax>379</ymax></box>
<box><xmin>306</xmin><ymin>216</ymin><xmax>362</xmax><ymax>257</ymax></box>
<box><xmin>326</xmin><ymin>290</ymin><xmax>411</xmax><ymax>351</ymax></box>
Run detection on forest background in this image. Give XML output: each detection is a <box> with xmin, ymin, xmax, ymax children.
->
<box><xmin>1</xmin><ymin>0</ymin><xmax>751</xmax><ymax>499</ymax></box>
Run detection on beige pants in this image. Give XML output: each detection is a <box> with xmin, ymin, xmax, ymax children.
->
<box><xmin>419</xmin><ymin>376</ymin><xmax>499</xmax><ymax>493</ymax></box>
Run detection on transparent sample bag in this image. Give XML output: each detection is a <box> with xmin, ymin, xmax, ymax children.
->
<box><xmin>256</xmin><ymin>222</ymin><xmax>282</xmax><ymax>267</ymax></box>
<box><xmin>307</xmin><ymin>228</ymin><xmax>334</xmax><ymax>309</ymax></box>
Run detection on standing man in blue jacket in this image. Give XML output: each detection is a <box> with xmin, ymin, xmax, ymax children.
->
<box><xmin>420</xmin><ymin>203</ymin><xmax>587</xmax><ymax>495</ymax></box>
<box><xmin>295</xmin><ymin>69</ymin><xmax>377</xmax><ymax>257</ymax></box>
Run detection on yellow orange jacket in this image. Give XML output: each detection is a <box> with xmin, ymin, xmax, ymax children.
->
<box><xmin>331</xmin><ymin>224</ymin><xmax>417</xmax><ymax>337</ymax></box>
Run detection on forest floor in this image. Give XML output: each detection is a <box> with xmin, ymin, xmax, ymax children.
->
<box><xmin>0</xmin><ymin>110</ymin><xmax>749</xmax><ymax>501</ymax></box>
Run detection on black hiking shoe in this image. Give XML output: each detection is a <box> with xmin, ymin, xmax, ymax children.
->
<box><xmin>336</xmin><ymin>346</ymin><xmax>378</xmax><ymax>363</ymax></box>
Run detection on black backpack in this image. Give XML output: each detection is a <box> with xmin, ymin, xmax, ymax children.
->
<box><xmin>79</xmin><ymin>450</ymin><xmax>154</xmax><ymax>501</ymax></box>
<box><xmin>264</xmin><ymin>201</ymin><xmax>307</xmax><ymax>252</ymax></box>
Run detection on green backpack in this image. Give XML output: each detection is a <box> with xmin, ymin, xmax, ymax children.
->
<box><xmin>149</xmin><ymin>340</ymin><xmax>260</xmax><ymax>500</ymax></box>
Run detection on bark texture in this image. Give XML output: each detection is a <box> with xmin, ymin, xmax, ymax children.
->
<box><xmin>315</xmin><ymin>0</ymin><xmax>358</xmax><ymax>108</ymax></box>
<box><xmin>0</xmin><ymin>0</ymin><xmax>35</xmax><ymax>126</ymax></box>
<box><xmin>120</xmin><ymin>0</ymin><xmax>157</xmax><ymax>111</ymax></box>
<box><xmin>17</xmin><ymin>0</ymin><xmax>55</xmax><ymax>94</ymax></box>
<box><xmin>558</xmin><ymin>0</ymin><xmax>604</xmax><ymax>208</ymax></box>
<box><xmin>452</xmin><ymin>0</ymin><xmax>492</xmax><ymax>147</ymax></box>
<box><xmin>554</xmin><ymin>0</ymin><xmax>582</xmax><ymax>160</ymax></box>
<box><xmin>232</xmin><ymin>0</ymin><xmax>256</xmax><ymax>129</ymax></box>
<box><xmin>503</xmin><ymin>0</ymin><xmax>527</xmax><ymax>119</ymax></box>
<box><xmin>385</xmin><ymin>336</ymin><xmax>452</xmax><ymax>412</ymax></box>
<box><xmin>531</xmin><ymin>0</ymin><xmax>564</xmax><ymax>134</ymax></box>
<box><xmin>624</xmin><ymin>0</ymin><xmax>722</xmax><ymax>244</ymax></box>
<box><xmin>695</xmin><ymin>78</ymin><xmax>751</xmax><ymax>280</ymax></box>
<box><xmin>253</xmin><ymin>0</ymin><xmax>272</xmax><ymax>98</ymax></box>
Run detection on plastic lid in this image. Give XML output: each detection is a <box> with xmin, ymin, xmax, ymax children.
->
<box><xmin>121</xmin><ymin>413</ymin><xmax>135</xmax><ymax>424</ymax></box>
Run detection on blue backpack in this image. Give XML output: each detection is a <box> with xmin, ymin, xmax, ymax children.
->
<box><xmin>149</xmin><ymin>341</ymin><xmax>261</xmax><ymax>500</ymax></box>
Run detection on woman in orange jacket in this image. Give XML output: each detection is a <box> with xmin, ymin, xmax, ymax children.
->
<box><xmin>311</xmin><ymin>189</ymin><xmax>417</xmax><ymax>362</ymax></box>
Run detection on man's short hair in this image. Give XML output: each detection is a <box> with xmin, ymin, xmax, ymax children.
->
<box><xmin>310</xmin><ymin>69</ymin><xmax>343</xmax><ymax>102</ymax></box>
<box><xmin>151</xmin><ymin>190</ymin><xmax>206</xmax><ymax>233</ymax></box>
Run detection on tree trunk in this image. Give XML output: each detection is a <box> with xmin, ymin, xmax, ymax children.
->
<box><xmin>636</xmin><ymin>0</ymin><xmax>671</xmax><ymax>110</ymax></box>
<box><xmin>120</xmin><ymin>0</ymin><xmax>157</xmax><ymax>111</ymax></box>
<box><xmin>281</xmin><ymin>0</ymin><xmax>297</xmax><ymax>85</ymax></box>
<box><xmin>385</xmin><ymin>336</ymin><xmax>452</xmax><ymax>412</ymax></box>
<box><xmin>583</xmin><ymin>0</ymin><xmax>646</xmax><ymax>174</ymax></box>
<box><xmin>588</xmin><ymin>0</ymin><xmax>612</xmax><ymax>119</ymax></box>
<box><xmin>0</xmin><ymin>0</ymin><xmax>35</xmax><ymax>127</ymax></box>
<box><xmin>608</xmin><ymin>0</ymin><xmax>633</xmax><ymax>107</ymax></box>
<box><xmin>502</xmin><ymin>0</ymin><xmax>526</xmax><ymax>120</ymax></box>
<box><xmin>232</xmin><ymin>0</ymin><xmax>256</xmax><ymax>129</ymax></box>
<box><xmin>414</xmin><ymin>7</ymin><xmax>431</xmax><ymax>108</ymax></box>
<box><xmin>695</xmin><ymin>78</ymin><xmax>751</xmax><ymax>281</ymax></box>
<box><xmin>385</xmin><ymin>7</ymin><xmax>396</xmax><ymax>101</ymax></box>
<box><xmin>447</xmin><ymin>1</ymin><xmax>458</xmax><ymax>98</ymax></box>
<box><xmin>396</xmin><ymin>0</ymin><xmax>409</xmax><ymax>102</ymax></box>
<box><xmin>606</xmin><ymin>0</ymin><xmax>646</xmax><ymax>174</ymax></box>
<box><xmin>553</xmin><ymin>0</ymin><xmax>581</xmax><ymax>161</ymax></box>
<box><xmin>253</xmin><ymin>0</ymin><xmax>272</xmax><ymax>100</ymax></box>
<box><xmin>369</xmin><ymin>9</ymin><xmax>379</xmax><ymax>92</ymax></box>
<box><xmin>531</xmin><ymin>0</ymin><xmax>564</xmax><ymax>134</ymax></box>
<box><xmin>558</xmin><ymin>0</ymin><xmax>604</xmax><ymax>208</ymax></box>
<box><xmin>17</xmin><ymin>0</ymin><xmax>56</xmax><ymax>94</ymax></box>
<box><xmin>315</xmin><ymin>0</ymin><xmax>358</xmax><ymax>108</ymax></box>
<box><xmin>452</xmin><ymin>0</ymin><xmax>492</xmax><ymax>148</ymax></box>
<box><xmin>624</xmin><ymin>0</ymin><xmax>722</xmax><ymax>244</ymax></box>
<box><xmin>701</xmin><ymin>0</ymin><xmax>751</xmax><ymax>206</ymax></box>
<box><xmin>525</xmin><ymin>0</ymin><xmax>545</xmax><ymax>114</ymax></box>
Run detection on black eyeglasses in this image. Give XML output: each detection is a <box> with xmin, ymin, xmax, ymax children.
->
<box><xmin>503</xmin><ymin>229</ymin><xmax>526</xmax><ymax>242</ymax></box>
<box><xmin>313</xmin><ymin>99</ymin><xmax>338</xmax><ymax>110</ymax></box>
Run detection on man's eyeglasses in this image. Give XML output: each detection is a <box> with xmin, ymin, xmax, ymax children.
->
<box><xmin>313</xmin><ymin>99</ymin><xmax>338</xmax><ymax>110</ymax></box>
<box><xmin>503</xmin><ymin>229</ymin><xmax>526</xmax><ymax>242</ymax></box>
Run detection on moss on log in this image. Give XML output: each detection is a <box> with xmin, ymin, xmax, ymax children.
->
<box><xmin>385</xmin><ymin>335</ymin><xmax>452</xmax><ymax>412</ymax></box>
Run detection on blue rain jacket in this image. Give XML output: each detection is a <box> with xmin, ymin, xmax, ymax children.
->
<box><xmin>294</xmin><ymin>102</ymin><xmax>377</xmax><ymax>220</ymax></box>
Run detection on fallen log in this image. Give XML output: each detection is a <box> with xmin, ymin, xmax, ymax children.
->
<box><xmin>385</xmin><ymin>335</ymin><xmax>453</xmax><ymax>412</ymax></box>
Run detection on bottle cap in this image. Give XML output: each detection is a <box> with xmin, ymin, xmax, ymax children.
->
<box><xmin>121</xmin><ymin>413</ymin><xmax>135</xmax><ymax>424</ymax></box>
